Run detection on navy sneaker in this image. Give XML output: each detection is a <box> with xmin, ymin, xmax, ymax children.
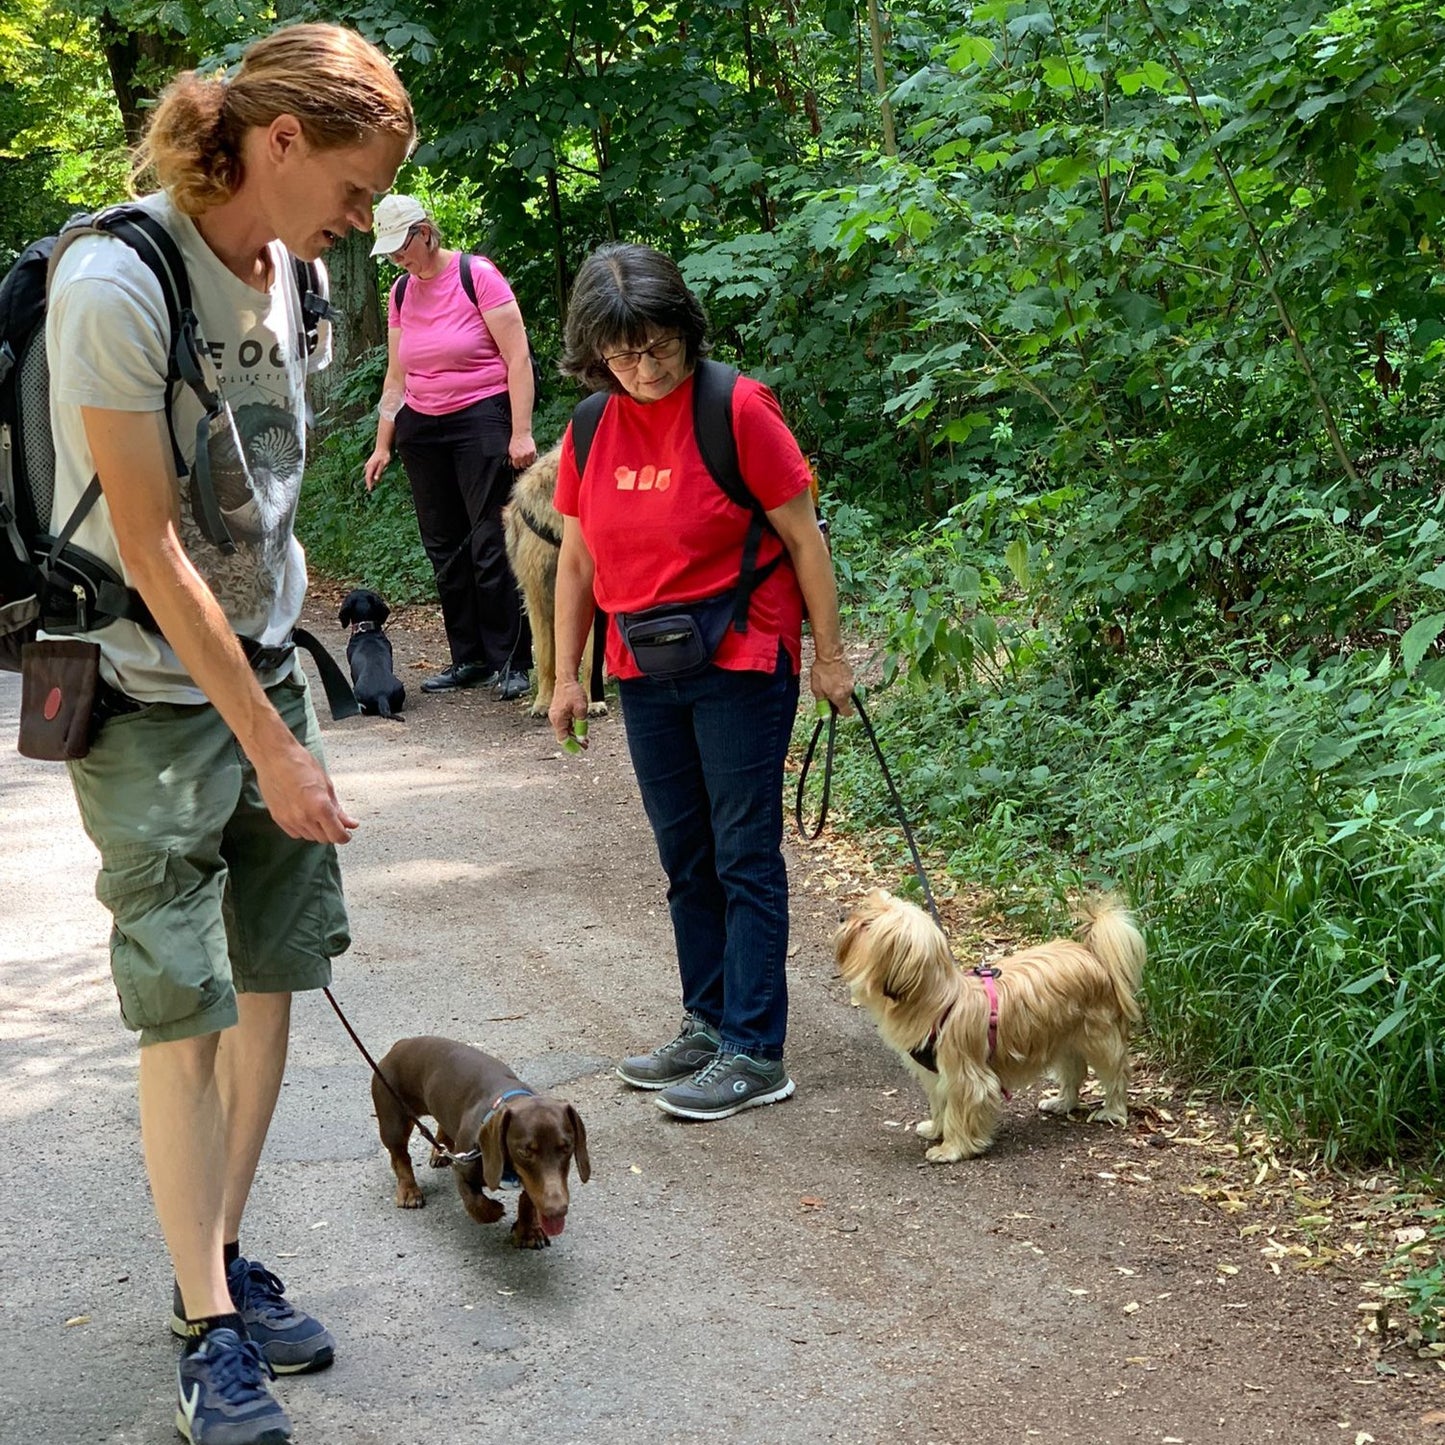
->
<box><xmin>655</xmin><ymin>1050</ymin><xmax>795</xmax><ymax>1120</ymax></box>
<box><xmin>172</xmin><ymin>1258</ymin><xmax>335</xmax><ymax>1375</ymax></box>
<box><xmin>175</xmin><ymin>1328</ymin><xmax>291</xmax><ymax>1445</ymax></box>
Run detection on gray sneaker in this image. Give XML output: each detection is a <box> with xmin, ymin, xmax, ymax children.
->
<box><xmin>655</xmin><ymin>1050</ymin><xmax>795</xmax><ymax>1120</ymax></box>
<box><xmin>616</xmin><ymin>1014</ymin><xmax>721</xmax><ymax>1090</ymax></box>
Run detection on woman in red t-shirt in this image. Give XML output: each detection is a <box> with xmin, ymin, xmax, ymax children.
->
<box><xmin>362</xmin><ymin>194</ymin><xmax>534</xmax><ymax>699</ymax></box>
<box><xmin>549</xmin><ymin>243</ymin><xmax>855</xmax><ymax>1122</ymax></box>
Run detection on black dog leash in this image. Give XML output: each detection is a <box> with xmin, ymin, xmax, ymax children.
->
<box><xmin>796</xmin><ymin>689</ymin><xmax>944</xmax><ymax>932</ymax></box>
<box><xmin>321</xmin><ymin>987</ymin><xmax>482</xmax><ymax>1165</ymax></box>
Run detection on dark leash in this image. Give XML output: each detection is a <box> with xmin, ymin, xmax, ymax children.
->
<box><xmin>321</xmin><ymin>987</ymin><xmax>482</xmax><ymax>1165</ymax></box>
<box><xmin>799</xmin><ymin>691</ymin><xmax>1007</xmax><ymax>1077</ymax></box>
<box><xmin>796</xmin><ymin>688</ymin><xmax>943</xmax><ymax>931</ymax></box>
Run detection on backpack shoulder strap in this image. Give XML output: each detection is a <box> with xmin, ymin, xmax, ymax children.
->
<box><xmin>292</xmin><ymin>256</ymin><xmax>333</xmax><ymax>356</ymax></box>
<box><xmin>394</xmin><ymin>272</ymin><xmax>409</xmax><ymax>313</ymax></box>
<box><xmin>54</xmin><ymin>205</ymin><xmax>237</xmax><ymax>555</ymax></box>
<box><xmin>570</xmin><ymin>390</ymin><xmax>611</xmax><ymax>478</ymax></box>
<box><xmin>690</xmin><ymin>359</ymin><xmax>781</xmax><ymax>633</ymax></box>
<box><xmin>459</xmin><ymin>253</ymin><xmax>478</xmax><ymax>307</ymax></box>
<box><xmin>691</xmin><ymin>359</ymin><xmax>755</xmax><ymax>513</ymax></box>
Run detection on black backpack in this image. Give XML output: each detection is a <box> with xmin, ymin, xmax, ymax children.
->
<box><xmin>395</xmin><ymin>253</ymin><xmax>546</xmax><ymax>403</ymax></box>
<box><xmin>570</xmin><ymin>358</ymin><xmax>797</xmax><ymax>634</ymax></box>
<box><xmin>0</xmin><ymin>204</ymin><xmax>332</xmax><ymax>672</ymax></box>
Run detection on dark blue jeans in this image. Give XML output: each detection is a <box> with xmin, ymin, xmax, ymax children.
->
<box><xmin>619</xmin><ymin>654</ymin><xmax>801</xmax><ymax>1060</ymax></box>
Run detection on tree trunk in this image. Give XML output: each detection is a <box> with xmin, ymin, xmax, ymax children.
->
<box><xmin>311</xmin><ymin>229</ymin><xmax>385</xmax><ymax>422</ymax></box>
<box><xmin>865</xmin><ymin>0</ymin><xmax>898</xmax><ymax>156</ymax></box>
<box><xmin>95</xmin><ymin>13</ymin><xmax>194</xmax><ymax>148</ymax></box>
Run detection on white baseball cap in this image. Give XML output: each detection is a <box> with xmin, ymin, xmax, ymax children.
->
<box><xmin>370</xmin><ymin>194</ymin><xmax>429</xmax><ymax>256</ymax></box>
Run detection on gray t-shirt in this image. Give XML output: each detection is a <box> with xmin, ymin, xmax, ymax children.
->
<box><xmin>45</xmin><ymin>191</ymin><xmax>330</xmax><ymax>703</ymax></box>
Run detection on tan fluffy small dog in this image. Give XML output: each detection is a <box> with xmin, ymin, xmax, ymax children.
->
<box><xmin>504</xmin><ymin>444</ymin><xmax>606</xmax><ymax>719</ymax></box>
<box><xmin>834</xmin><ymin>889</ymin><xmax>1146</xmax><ymax>1162</ymax></box>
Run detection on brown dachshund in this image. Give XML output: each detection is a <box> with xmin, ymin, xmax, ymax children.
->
<box><xmin>372</xmin><ymin>1036</ymin><xmax>590</xmax><ymax>1249</ymax></box>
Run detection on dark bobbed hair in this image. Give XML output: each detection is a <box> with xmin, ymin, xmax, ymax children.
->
<box><xmin>561</xmin><ymin>243</ymin><xmax>710</xmax><ymax>394</ymax></box>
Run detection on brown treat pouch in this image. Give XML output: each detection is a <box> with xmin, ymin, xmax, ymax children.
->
<box><xmin>18</xmin><ymin>639</ymin><xmax>101</xmax><ymax>760</ymax></box>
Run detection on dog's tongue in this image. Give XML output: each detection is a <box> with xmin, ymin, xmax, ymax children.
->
<box><xmin>541</xmin><ymin>1214</ymin><xmax>567</xmax><ymax>1238</ymax></box>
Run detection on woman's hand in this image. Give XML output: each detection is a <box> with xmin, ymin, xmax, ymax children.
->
<box><xmin>810</xmin><ymin>653</ymin><xmax>855</xmax><ymax>715</ymax></box>
<box><xmin>363</xmin><ymin>447</ymin><xmax>391</xmax><ymax>491</ymax></box>
<box><xmin>548</xmin><ymin>677</ymin><xmax>590</xmax><ymax>748</ymax></box>
<box><xmin>509</xmin><ymin>432</ymin><xmax>538</xmax><ymax>470</ymax></box>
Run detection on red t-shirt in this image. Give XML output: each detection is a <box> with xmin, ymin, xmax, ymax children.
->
<box><xmin>554</xmin><ymin>372</ymin><xmax>812</xmax><ymax>681</ymax></box>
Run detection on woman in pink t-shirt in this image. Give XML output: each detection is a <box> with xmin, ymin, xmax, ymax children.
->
<box><xmin>548</xmin><ymin>243</ymin><xmax>855</xmax><ymax>1123</ymax></box>
<box><xmin>362</xmin><ymin>194</ymin><xmax>534</xmax><ymax>698</ymax></box>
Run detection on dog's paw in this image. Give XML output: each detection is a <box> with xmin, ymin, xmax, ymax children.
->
<box><xmin>924</xmin><ymin>1142</ymin><xmax>973</xmax><ymax>1164</ymax></box>
<box><xmin>586</xmin><ymin>701</ymin><xmax>609</xmax><ymax>718</ymax></box>
<box><xmin>1089</xmin><ymin>1105</ymin><xmax>1127</xmax><ymax>1126</ymax></box>
<box><xmin>914</xmin><ymin>1118</ymin><xmax>942</xmax><ymax>1140</ymax></box>
<box><xmin>1038</xmin><ymin>1095</ymin><xmax>1080</xmax><ymax>1116</ymax></box>
<box><xmin>511</xmin><ymin>1222</ymin><xmax>551</xmax><ymax>1250</ymax></box>
<box><xmin>428</xmin><ymin>1148</ymin><xmax>453</xmax><ymax>1169</ymax></box>
<box><xmin>394</xmin><ymin>1184</ymin><xmax>425</xmax><ymax>1209</ymax></box>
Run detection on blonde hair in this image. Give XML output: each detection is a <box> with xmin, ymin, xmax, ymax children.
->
<box><xmin>135</xmin><ymin>23</ymin><xmax>415</xmax><ymax>216</ymax></box>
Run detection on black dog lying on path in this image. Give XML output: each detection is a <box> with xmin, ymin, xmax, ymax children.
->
<box><xmin>339</xmin><ymin>588</ymin><xmax>405</xmax><ymax>720</ymax></box>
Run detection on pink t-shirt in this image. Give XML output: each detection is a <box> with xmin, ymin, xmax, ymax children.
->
<box><xmin>387</xmin><ymin>253</ymin><xmax>517</xmax><ymax>416</ymax></box>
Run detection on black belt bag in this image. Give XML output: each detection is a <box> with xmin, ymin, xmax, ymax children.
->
<box><xmin>618</xmin><ymin>592</ymin><xmax>736</xmax><ymax>679</ymax></box>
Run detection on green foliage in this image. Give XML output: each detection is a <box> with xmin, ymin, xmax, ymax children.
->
<box><xmin>296</xmin><ymin>346</ymin><xmax>435</xmax><ymax>600</ymax></box>
<box><xmin>1396</xmin><ymin>1206</ymin><xmax>1445</xmax><ymax>1342</ymax></box>
<box><xmin>0</xmin><ymin>0</ymin><xmax>129</xmax><ymax>262</ymax></box>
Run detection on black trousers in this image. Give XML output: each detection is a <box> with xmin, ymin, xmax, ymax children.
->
<box><xmin>395</xmin><ymin>394</ymin><xmax>531</xmax><ymax>672</ymax></box>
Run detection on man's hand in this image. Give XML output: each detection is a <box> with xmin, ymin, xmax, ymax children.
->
<box><xmin>255</xmin><ymin>738</ymin><xmax>359</xmax><ymax>843</ymax></box>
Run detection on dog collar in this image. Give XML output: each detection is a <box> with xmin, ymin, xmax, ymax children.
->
<box><xmin>478</xmin><ymin>1088</ymin><xmax>535</xmax><ymax>1191</ymax></box>
<box><xmin>349</xmin><ymin>620</ymin><xmax>383</xmax><ymax>635</ymax></box>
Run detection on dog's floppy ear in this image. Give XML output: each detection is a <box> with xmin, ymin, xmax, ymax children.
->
<box><xmin>479</xmin><ymin>1107</ymin><xmax>511</xmax><ymax>1192</ymax></box>
<box><xmin>567</xmin><ymin>1104</ymin><xmax>591</xmax><ymax>1183</ymax></box>
<box><xmin>338</xmin><ymin>591</ymin><xmax>357</xmax><ymax>628</ymax></box>
<box><xmin>371</xmin><ymin>594</ymin><xmax>391</xmax><ymax>626</ymax></box>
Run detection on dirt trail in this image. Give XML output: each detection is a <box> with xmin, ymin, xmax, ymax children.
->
<box><xmin>1</xmin><ymin>592</ymin><xmax>1441</xmax><ymax>1444</ymax></box>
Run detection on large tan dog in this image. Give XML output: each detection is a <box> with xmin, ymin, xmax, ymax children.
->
<box><xmin>834</xmin><ymin>890</ymin><xmax>1145</xmax><ymax>1162</ymax></box>
<box><xmin>504</xmin><ymin>444</ymin><xmax>607</xmax><ymax>719</ymax></box>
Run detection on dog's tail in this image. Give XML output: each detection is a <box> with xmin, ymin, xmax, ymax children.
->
<box><xmin>1076</xmin><ymin>895</ymin><xmax>1145</xmax><ymax>1024</ymax></box>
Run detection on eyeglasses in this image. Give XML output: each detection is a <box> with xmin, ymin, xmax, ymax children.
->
<box><xmin>602</xmin><ymin>335</ymin><xmax>683</xmax><ymax>374</ymax></box>
<box><xmin>387</xmin><ymin>225</ymin><xmax>423</xmax><ymax>262</ymax></box>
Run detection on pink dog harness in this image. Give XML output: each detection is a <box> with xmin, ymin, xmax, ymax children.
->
<box><xmin>974</xmin><ymin>965</ymin><xmax>1002</xmax><ymax>1058</ymax></box>
<box><xmin>909</xmin><ymin>965</ymin><xmax>1005</xmax><ymax>1095</ymax></box>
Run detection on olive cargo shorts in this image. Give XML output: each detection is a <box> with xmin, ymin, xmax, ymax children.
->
<box><xmin>67</xmin><ymin>676</ymin><xmax>351</xmax><ymax>1046</ymax></box>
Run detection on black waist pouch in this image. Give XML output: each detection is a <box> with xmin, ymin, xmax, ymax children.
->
<box><xmin>618</xmin><ymin>592</ymin><xmax>736</xmax><ymax>679</ymax></box>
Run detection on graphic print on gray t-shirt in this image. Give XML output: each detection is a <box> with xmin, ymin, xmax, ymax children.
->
<box><xmin>186</xmin><ymin>398</ymin><xmax>306</xmax><ymax>620</ymax></box>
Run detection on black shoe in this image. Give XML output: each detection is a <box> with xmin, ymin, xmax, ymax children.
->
<box><xmin>496</xmin><ymin>667</ymin><xmax>530</xmax><ymax>701</ymax></box>
<box><xmin>421</xmin><ymin>661</ymin><xmax>492</xmax><ymax>693</ymax></box>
